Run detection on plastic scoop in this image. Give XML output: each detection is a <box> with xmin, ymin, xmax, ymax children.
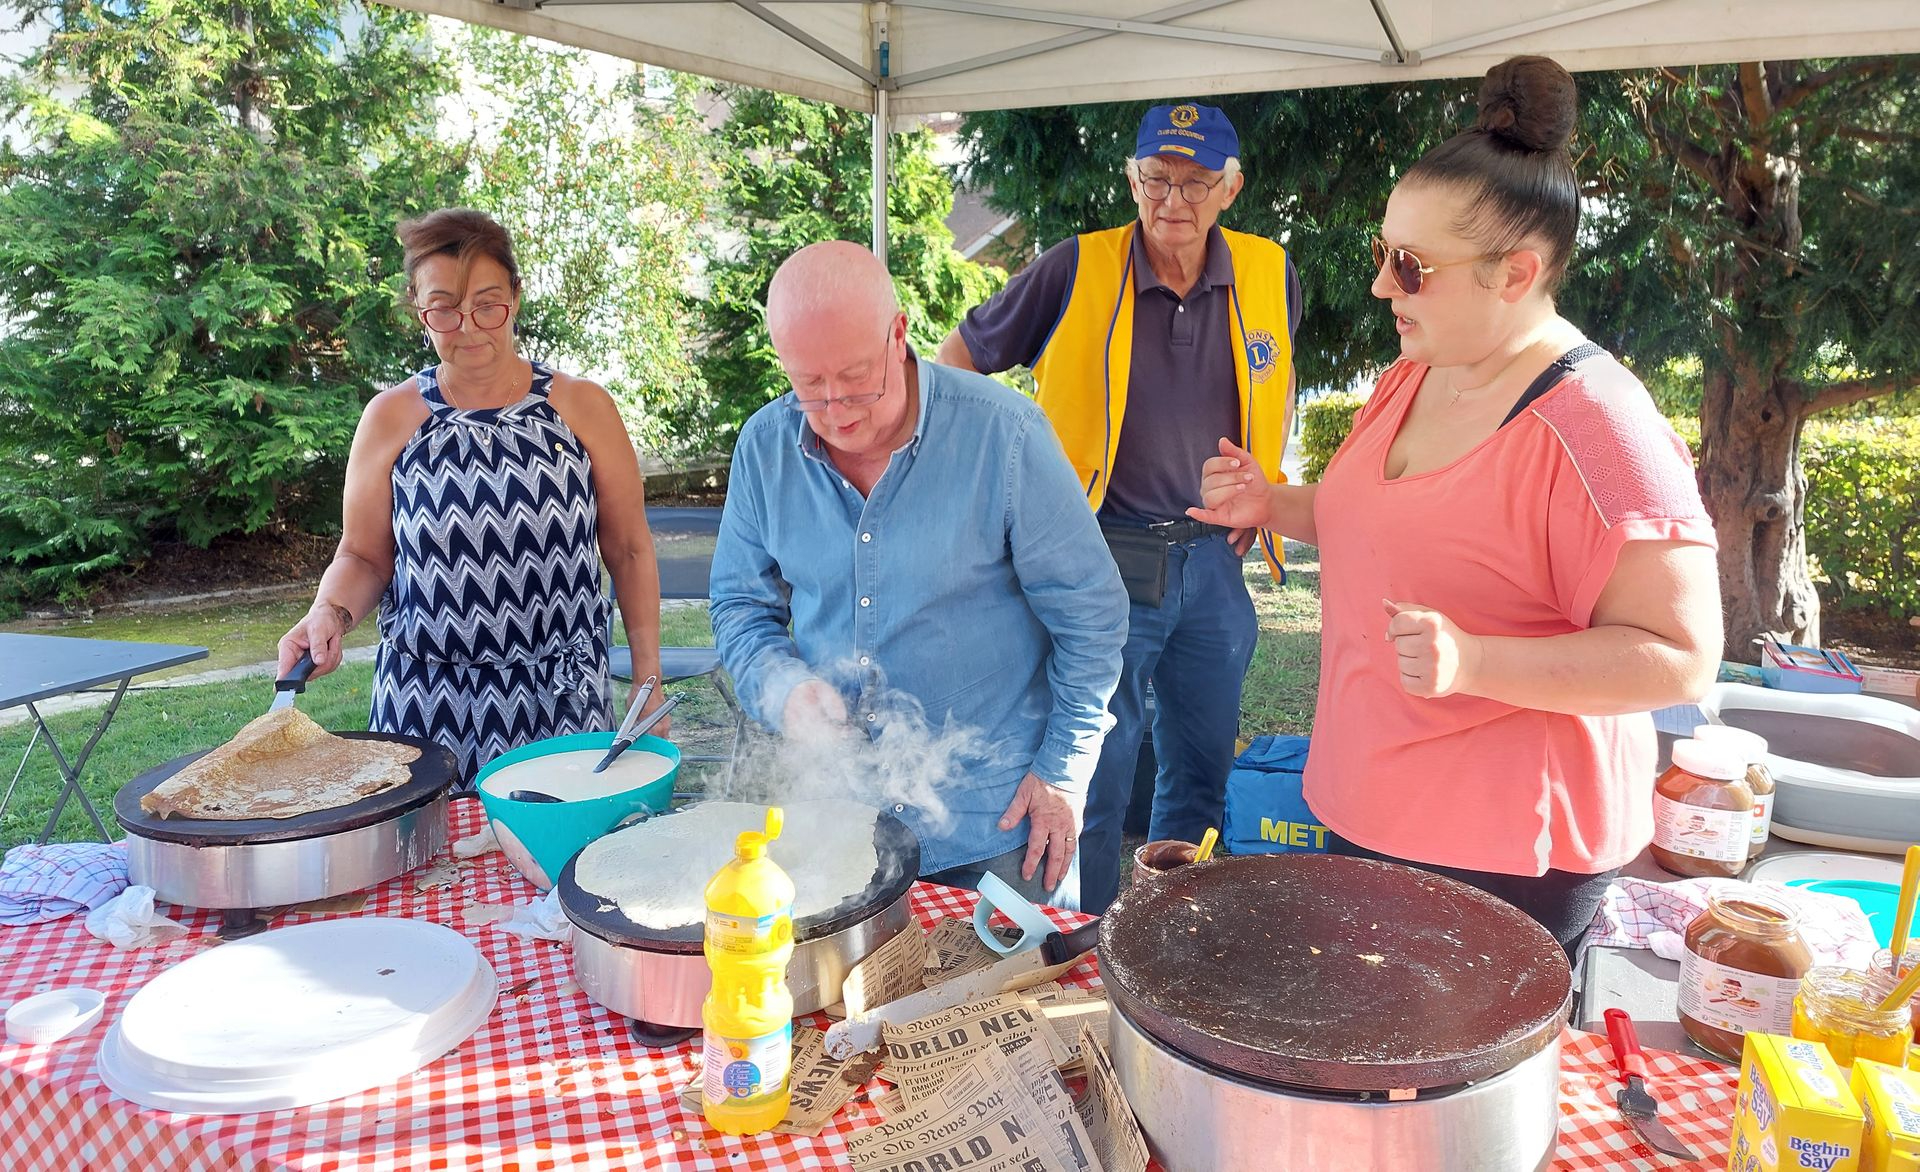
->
<box><xmin>1891</xmin><ymin>845</ymin><xmax>1920</xmax><ymax>959</ymax></box>
<box><xmin>1880</xmin><ymin>951</ymin><xmax>1920</xmax><ymax>1013</ymax></box>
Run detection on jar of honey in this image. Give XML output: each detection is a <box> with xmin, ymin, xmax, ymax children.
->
<box><xmin>1692</xmin><ymin>724</ymin><xmax>1777</xmax><ymax>862</ymax></box>
<box><xmin>1791</xmin><ymin>966</ymin><xmax>1914</xmax><ymax>1070</ymax></box>
<box><xmin>1678</xmin><ymin>888</ymin><xmax>1814</xmax><ymax>1061</ymax></box>
<box><xmin>1650</xmin><ymin>739</ymin><xmax>1754</xmax><ymax>878</ymax></box>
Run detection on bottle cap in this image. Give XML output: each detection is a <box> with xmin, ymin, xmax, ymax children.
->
<box><xmin>1671</xmin><ymin>738</ymin><xmax>1747</xmax><ymax>782</ymax></box>
<box><xmin>1691</xmin><ymin>723</ymin><xmax>1769</xmax><ymax>762</ymax></box>
<box><xmin>731</xmin><ymin>807</ymin><xmax>786</xmax><ymax>861</ymax></box>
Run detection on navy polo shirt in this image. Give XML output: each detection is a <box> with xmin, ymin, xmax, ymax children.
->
<box><xmin>958</xmin><ymin>224</ymin><xmax>1303</xmax><ymax>524</ymax></box>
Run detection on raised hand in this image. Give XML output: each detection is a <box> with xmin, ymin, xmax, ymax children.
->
<box><xmin>1186</xmin><ymin>436</ymin><xmax>1275</xmax><ymax>532</ymax></box>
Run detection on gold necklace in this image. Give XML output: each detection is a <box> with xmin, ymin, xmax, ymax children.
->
<box><xmin>1446</xmin><ymin>344</ymin><xmax>1536</xmax><ymax>406</ymax></box>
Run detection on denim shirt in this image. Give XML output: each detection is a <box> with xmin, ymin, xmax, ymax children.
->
<box><xmin>709</xmin><ymin>358</ymin><xmax>1129</xmax><ymax>873</ymax></box>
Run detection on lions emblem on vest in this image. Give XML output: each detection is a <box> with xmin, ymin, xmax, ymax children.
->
<box><xmin>1245</xmin><ymin>329</ymin><xmax>1279</xmax><ymax>383</ymax></box>
<box><xmin>1169</xmin><ymin>104</ymin><xmax>1200</xmax><ymax>129</ymax></box>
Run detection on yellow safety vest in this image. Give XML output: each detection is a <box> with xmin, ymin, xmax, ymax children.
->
<box><xmin>1029</xmin><ymin>223</ymin><xmax>1294</xmax><ymax>580</ymax></box>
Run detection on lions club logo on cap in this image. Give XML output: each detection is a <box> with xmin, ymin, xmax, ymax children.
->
<box><xmin>1245</xmin><ymin>330</ymin><xmax>1279</xmax><ymax>383</ymax></box>
<box><xmin>1169</xmin><ymin>104</ymin><xmax>1200</xmax><ymax>129</ymax></box>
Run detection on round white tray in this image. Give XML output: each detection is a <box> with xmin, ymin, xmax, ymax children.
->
<box><xmin>96</xmin><ymin>917</ymin><xmax>497</xmax><ymax>1115</ymax></box>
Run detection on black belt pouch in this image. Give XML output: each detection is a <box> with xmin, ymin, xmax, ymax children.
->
<box><xmin>1100</xmin><ymin>523</ymin><xmax>1168</xmax><ymax>608</ymax></box>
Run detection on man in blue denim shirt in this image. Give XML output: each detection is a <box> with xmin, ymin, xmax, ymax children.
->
<box><xmin>709</xmin><ymin>241</ymin><xmax>1128</xmax><ymax>910</ymax></box>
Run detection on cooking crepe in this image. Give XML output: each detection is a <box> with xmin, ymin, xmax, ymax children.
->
<box><xmin>139</xmin><ymin>708</ymin><xmax>420</xmax><ymax>820</ymax></box>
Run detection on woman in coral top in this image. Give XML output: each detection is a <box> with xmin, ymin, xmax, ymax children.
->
<box><xmin>1190</xmin><ymin>56</ymin><xmax>1722</xmax><ymax>954</ymax></box>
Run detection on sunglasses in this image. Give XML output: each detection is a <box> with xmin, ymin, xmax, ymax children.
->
<box><xmin>1370</xmin><ymin>237</ymin><xmax>1499</xmax><ymax>296</ymax></box>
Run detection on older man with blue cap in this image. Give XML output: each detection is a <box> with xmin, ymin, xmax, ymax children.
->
<box><xmin>938</xmin><ymin>102</ymin><xmax>1303</xmax><ymax>913</ymax></box>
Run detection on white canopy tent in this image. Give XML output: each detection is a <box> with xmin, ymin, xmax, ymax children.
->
<box><xmin>384</xmin><ymin>0</ymin><xmax>1920</xmax><ymax>260</ymax></box>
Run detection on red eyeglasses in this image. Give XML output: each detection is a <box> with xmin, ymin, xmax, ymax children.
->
<box><xmin>1370</xmin><ymin>237</ymin><xmax>1500</xmax><ymax>296</ymax></box>
<box><xmin>415</xmin><ymin>302</ymin><xmax>512</xmax><ymax>333</ymax></box>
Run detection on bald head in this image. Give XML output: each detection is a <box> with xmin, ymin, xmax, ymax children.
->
<box><xmin>766</xmin><ymin>240</ymin><xmax>900</xmax><ymax>347</ymax></box>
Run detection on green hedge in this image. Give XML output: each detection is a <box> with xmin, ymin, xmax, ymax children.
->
<box><xmin>1802</xmin><ymin>417</ymin><xmax>1920</xmax><ymax>618</ymax></box>
<box><xmin>1667</xmin><ymin>414</ymin><xmax>1918</xmax><ymax>619</ymax></box>
<box><xmin>1298</xmin><ymin>391</ymin><xmax>1367</xmax><ymax>482</ymax></box>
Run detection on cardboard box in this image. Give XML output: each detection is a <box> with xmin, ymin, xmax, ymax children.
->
<box><xmin>1860</xmin><ymin>667</ymin><xmax>1920</xmax><ymax>702</ymax></box>
<box><xmin>1727</xmin><ymin>1033</ymin><xmax>1863</xmax><ymax>1172</ymax></box>
<box><xmin>1851</xmin><ymin>1060</ymin><xmax>1920</xmax><ymax>1171</ymax></box>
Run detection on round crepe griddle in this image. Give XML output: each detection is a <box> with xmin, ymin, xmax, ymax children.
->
<box><xmin>556</xmin><ymin>805</ymin><xmax>920</xmax><ymax>954</ymax></box>
<box><xmin>1099</xmin><ymin>853</ymin><xmax>1571</xmax><ymax>1093</ymax></box>
<box><xmin>114</xmin><ymin>733</ymin><xmax>457</xmax><ymax>847</ymax></box>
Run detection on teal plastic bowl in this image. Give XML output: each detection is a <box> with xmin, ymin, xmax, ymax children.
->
<box><xmin>473</xmin><ymin>731</ymin><xmax>678</xmax><ymax>890</ymax></box>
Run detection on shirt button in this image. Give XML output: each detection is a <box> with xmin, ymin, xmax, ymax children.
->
<box><xmin>861</xmin><ymin>532</ymin><xmax>872</xmax><ymax>543</ymax></box>
<box><xmin>1177</xmin><ymin>304</ymin><xmax>1186</xmax><ymax>313</ymax></box>
<box><xmin>860</xmin><ymin>597</ymin><xmax>871</xmax><ymax>607</ymax></box>
<box><xmin>894</xmin><ymin>804</ymin><xmax>906</xmax><ymax>813</ymax></box>
<box><xmin>866</xmin><ymin>713</ymin><xmax>877</xmax><ymax>723</ymax></box>
<box><xmin>859</xmin><ymin>656</ymin><xmax>871</xmax><ymax>666</ymax></box>
<box><xmin>842</xmin><ymin>480</ymin><xmax>852</xmax><ymax>490</ymax></box>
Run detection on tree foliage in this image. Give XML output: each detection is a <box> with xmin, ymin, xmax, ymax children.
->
<box><xmin>450</xmin><ymin>30</ymin><xmax>709</xmax><ymax>454</ymax></box>
<box><xmin>692</xmin><ymin>87</ymin><xmax>1003</xmax><ymax>449</ymax></box>
<box><xmin>960</xmin><ymin>59</ymin><xmax>1920</xmax><ymax>647</ymax></box>
<box><xmin>0</xmin><ymin>0</ymin><xmax>459</xmax><ymax>601</ymax></box>
<box><xmin>1582</xmin><ymin>60</ymin><xmax>1920</xmax><ymax>646</ymax></box>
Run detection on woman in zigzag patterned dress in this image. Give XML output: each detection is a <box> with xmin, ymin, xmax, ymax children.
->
<box><xmin>277</xmin><ymin>209</ymin><xmax>668</xmax><ymax>782</ymax></box>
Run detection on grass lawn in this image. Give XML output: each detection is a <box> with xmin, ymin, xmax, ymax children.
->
<box><xmin>1</xmin><ymin>558</ymin><xmax>1322</xmax><ymax>850</ymax></box>
<box><xmin>1</xmin><ymin>596</ymin><xmax>383</xmax><ymax>680</ymax></box>
<box><xmin>1241</xmin><ymin>543</ymin><xmax>1323</xmax><ymax>738</ymax></box>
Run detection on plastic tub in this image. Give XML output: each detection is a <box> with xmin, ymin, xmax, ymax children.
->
<box><xmin>473</xmin><ymin>732</ymin><xmax>678</xmax><ymax>889</ymax></box>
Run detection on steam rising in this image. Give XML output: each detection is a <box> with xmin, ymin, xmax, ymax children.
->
<box><xmin>719</xmin><ymin>662</ymin><xmax>1013</xmax><ymax>851</ymax></box>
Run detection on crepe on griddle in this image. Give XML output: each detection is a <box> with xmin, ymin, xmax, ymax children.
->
<box><xmin>140</xmin><ymin>708</ymin><xmax>420</xmax><ymax>820</ymax></box>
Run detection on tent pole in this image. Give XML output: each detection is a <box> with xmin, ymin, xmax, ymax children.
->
<box><xmin>870</xmin><ymin>3</ymin><xmax>891</xmax><ymax>267</ymax></box>
<box><xmin>872</xmin><ymin>84</ymin><xmax>889</xmax><ymax>266</ymax></box>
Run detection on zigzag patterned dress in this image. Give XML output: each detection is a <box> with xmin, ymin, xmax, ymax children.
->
<box><xmin>370</xmin><ymin>362</ymin><xmax>613</xmax><ymax>783</ymax></box>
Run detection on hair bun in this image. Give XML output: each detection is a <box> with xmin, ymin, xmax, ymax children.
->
<box><xmin>1475</xmin><ymin>56</ymin><xmax>1576</xmax><ymax>153</ymax></box>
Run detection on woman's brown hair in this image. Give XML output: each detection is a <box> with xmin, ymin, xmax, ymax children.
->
<box><xmin>1403</xmin><ymin>56</ymin><xmax>1580</xmax><ymax>295</ymax></box>
<box><xmin>395</xmin><ymin>209</ymin><xmax>522</xmax><ymax>302</ymax></box>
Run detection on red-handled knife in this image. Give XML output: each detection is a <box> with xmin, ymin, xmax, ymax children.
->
<box><xmin>1604</xmin><ymin>1008</ymin><xmax>1703</xmax><ymax>1160</ymax></box>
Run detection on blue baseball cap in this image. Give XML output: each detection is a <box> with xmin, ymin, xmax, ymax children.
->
<box><xmin>1135</xmin><ymin>103</ymin><xmax>1238</xmax><ymax>171</ymax></box>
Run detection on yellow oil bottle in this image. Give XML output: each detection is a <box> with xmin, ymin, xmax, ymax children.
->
<box><xmin>700</xmin><ymin>807</ymin><xmax>796</xmax><ymax>1136</ymax></box>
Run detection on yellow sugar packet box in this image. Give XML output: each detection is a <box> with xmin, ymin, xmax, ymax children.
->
<box><xmin>1728</xmin><ymin>1033</ymin><xmax>1863</xmax><ymax>1172</ymax></box>
<box><xmin>1850</xmin><ymin>1060</ymin><xmax>1920</xmax><ymax>1171</ymax></box>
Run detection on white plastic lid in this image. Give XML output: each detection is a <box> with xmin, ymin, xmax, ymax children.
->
<box><xmin>1670</xmin><ymin>738</ymin><xmax>1748</xmax><ymax>782</ymax></box>
<box><xmin>6</xmin><ymin>988</ymin><xmax>105</xmax><ymax>1045</ymax></box>
<box><xmin>1691</xmin><ymin>723</ymin><xmax>1769</xmax><ymax>762</ymax></box>
<box><xmin>95</xmin><ymin>917</ymin><xmax>496</xmax><ymax>1115</ymax></box>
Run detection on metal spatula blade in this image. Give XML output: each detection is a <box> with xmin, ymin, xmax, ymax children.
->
<box><xmin>269</xmin><ymin>650</ymin><xmax>317</xmax><ymax>713</ymax></box>
<box><xmin>1604</xmin><ymin>1009</ymin><xmax>1702</xmax><ymax>1160</ymax></box>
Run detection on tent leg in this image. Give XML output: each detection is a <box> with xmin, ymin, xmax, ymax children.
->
<box><xmin>871</xmin><ymin>84</ymin><xmax>889</xmax><ymax>267</ymax></box>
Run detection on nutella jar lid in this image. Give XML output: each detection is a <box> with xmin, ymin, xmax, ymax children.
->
<box><xmin>1692</xmin><ymin>724</ymin><xmax>1770</xmax><ymax>763</ymax></box>
<box><xmin>1671</xmin><ymin>738</ymin><xmax>1747</xmax><ymax>782</ymax></box>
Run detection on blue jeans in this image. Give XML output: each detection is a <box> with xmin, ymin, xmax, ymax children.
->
<box><xmin>1080</xmin><ymin>532</ymin><xmax>1257</xmax><ymax>913</ymax></box>
<box><xmin>923</xmin><ymin>845</ymin><xmax>1081</xmax><ymax>912</ymax></box>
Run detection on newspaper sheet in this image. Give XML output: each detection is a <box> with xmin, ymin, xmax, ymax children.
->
<box><xmin>845</xmin><ymin>1042</ymin><xmax>1102</xmax><ymax>1172</ymax></box>
<box><xmin>1038</xmin><ymin>994</ymin><xmax>1110</xmax><ymax>1073</ymax></box>
<box><xmin>842</xmin><ymin>923</ymin><xmax>929</xmax><ymax>1016</ymax></box>
<box><xmin>881</xmin><ymin>991</ymin><xmax>1066</xmax><ymax>1108</ymax></box>
<box><xmin>922</xmin><ymin>916</ymin><xmax>1018</xmax><ymax>985</ymax></box>
<box><xmin>1075</xmin><ymin>1024</ymin><xmax>1149</xmax><ymax>1172</ymax></box>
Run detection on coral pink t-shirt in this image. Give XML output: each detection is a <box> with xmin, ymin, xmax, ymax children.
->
<box><xmin>1305</xmin><ymin>352</ymin><xmax>1716</xmax><ymax>876</ymax></box>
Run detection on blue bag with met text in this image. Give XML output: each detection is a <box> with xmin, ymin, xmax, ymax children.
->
<box><xmin>1223</xmin><ymin>735</ymin><xmax>1328</xmax><ymax>855</ymax></box>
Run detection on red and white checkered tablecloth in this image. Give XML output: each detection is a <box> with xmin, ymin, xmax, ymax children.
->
<box><xmin>2</xmin><ymin>799</ymin><xmax>1739</xmax><ymax>1171</ymax></box>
